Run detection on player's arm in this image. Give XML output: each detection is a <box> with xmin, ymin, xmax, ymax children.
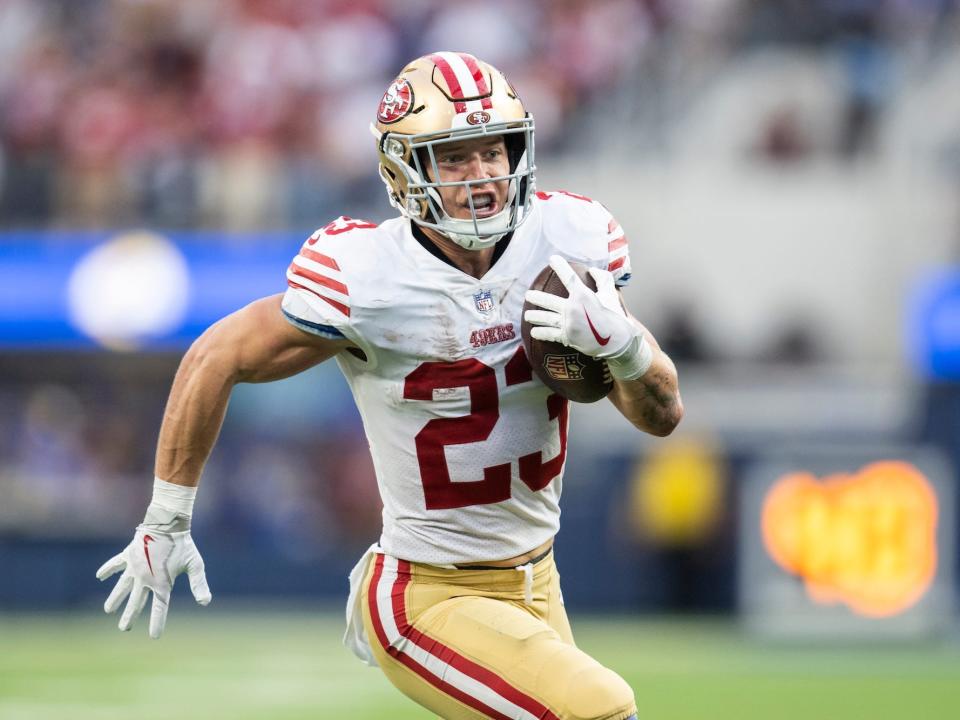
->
<box><xmin>524</xmin><ymin>255</ymin><xmax>683</xmax><ymax>437</ymax></box>
<box><xmin>605</xmin><ymin>308</ymin><xmax>683</xmax><ymax>436</ymax></box>
<box><xmin>97</xmin><ymin>294</ymin><xmax>351</xmax><ymax>638</ymax></box>
<box><xmin>156</xmin><ymin>293</ymin><xmax>351</xmax><ymax>486</ymax></box>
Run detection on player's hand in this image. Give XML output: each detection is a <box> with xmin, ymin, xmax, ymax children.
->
<box><xmin>524</xmin><ymin>255</ymin><xmax>640</xmax><ymax>359</ymax></box>
<box><xmin>96</xmin><ymin>526</ymin><xmax>211</xmax><ymax>639</ymax></box>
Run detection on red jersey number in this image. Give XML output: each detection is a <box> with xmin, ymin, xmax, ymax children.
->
<box><xmin>309</xmin><ymin>216</ymin><xmax>377</xmax><ymax>243</ymax></box>
<box><xmin>403</xmin><ymin>359</ymin><xmax>511</xmax><ymax>510</ymax></box>
<box><xmin>403</xmin><ymin>347</ymin><xmax>568</xmax><ymax>509</ymax></box>
<box><xmin>535</xmin><ymin>190</ymin><xmax>593</xmax><ymax>203</ymax></box>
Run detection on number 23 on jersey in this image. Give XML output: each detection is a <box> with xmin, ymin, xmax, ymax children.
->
<box><xmin>403</xmin><ymin>346</ymin><xmax>568</xmax><ymax>510</ymax></box>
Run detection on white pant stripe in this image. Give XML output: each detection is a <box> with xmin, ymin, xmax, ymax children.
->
<box><xmin>374</xmin><ymin>555</ymin><xmax>541</xmax><ymax>720</ymax></box>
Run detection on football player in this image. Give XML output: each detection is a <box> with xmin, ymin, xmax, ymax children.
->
<box><xmin>97</xmin><ymin>52</ymin><xmax>682</xmax><ymax>720</ymax></box>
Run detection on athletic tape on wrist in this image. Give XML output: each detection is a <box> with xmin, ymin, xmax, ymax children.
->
<box><xmin>607</xmin><ymin>335</ymin><xmax>654</xmax><ymax>381</ymax></box>
<box><xmin>149</xmin><ymin>477</ymin><xmax>197</xmax><ymax>517</ymax></box>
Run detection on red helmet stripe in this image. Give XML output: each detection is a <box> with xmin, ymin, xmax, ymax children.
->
<box><xmin>457</xmin><ymin>53</ymin><xmax>493</xmax><ymax>110</ymax></box>
<box><xmin>428</xmin><ymin>53</ymin><xmax>468</xmax><ymax>113</ymax></box>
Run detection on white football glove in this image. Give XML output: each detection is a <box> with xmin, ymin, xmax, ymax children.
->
<box><xmin>97</xmin><ymin>521</ymin><xmax>211</xmax><ymax>639</ymax></box>
<box><xmin>524</xmin><ymin>255</ymin><xmax>654</xmax><ymax>379</ymax></box>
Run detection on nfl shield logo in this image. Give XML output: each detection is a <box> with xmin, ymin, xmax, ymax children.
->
<box><xmin>544</xmin><ymin>354</ymin><xmax>585</xmax><ymax>380</ymax></box>
<box><xmin>473</xmin><ymin>289</ymin><xmax>494</xmax><ymax>313</ymax></box>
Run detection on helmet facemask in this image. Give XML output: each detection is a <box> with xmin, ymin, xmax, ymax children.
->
<box><xmin>375</xmin><ymin>117</ymin><xmax>536</xmax><ymax>251</ymax></box>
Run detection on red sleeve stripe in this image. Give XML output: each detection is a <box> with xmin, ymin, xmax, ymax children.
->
<box><xmin>299</xmin><ymin>247</ymin><xmax>340</xmax><ymax>271</ymax></box>
<box><xmin>286</xmin><ymin>280</ymin><xmax>350</xmax><ymax>317</ymax></box>
<box><xmin>608</xmin><ymin>257</ymin><xmax>626</xmax><ymax>272</ymax></box>
<box><xmin>607</xmin><ymin>218</ymin><xmax>620</xmax><ymax>234</ymax></box>
<box><xmin>288</xmin><ymin>262</ymin><xmax>348</xmax><ymax>296</ymax></box>
<box><xmin>608</xmin><ymin>236</ymin><xmax>628</xmax><ymax>252</ymax></box>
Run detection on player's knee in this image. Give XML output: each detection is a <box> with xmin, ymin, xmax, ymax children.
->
<box><xmin>564</xmin><ymin>665</ymin><xmax>636</xmax><ymax>720</ymax></box>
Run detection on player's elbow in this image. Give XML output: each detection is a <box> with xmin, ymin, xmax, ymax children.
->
<box><xmin>662</xmin><ymin>398</ymin><xmax>685</xmax><ymax>435</ymax></box>
<box><xmin>645</xmin><ymin>397</ymin><xmax>684</xmax><ymax>437</ymax></box>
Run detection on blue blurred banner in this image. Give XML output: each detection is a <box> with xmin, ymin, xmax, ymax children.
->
<box><xmin>0</xmin><ymin>230</ymin><xmax>301</xmax><ymax>349</ymax></box>
<box><xmin>908</xmin><ymin>268</ymin><xmax>960</xmax><ymax>381</ymax></box>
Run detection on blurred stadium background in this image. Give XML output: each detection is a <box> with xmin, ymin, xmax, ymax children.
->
<box><xmin>2</xmin><ymin>0</ymin><xmax>960</xmax><ymax>717</ymax></box>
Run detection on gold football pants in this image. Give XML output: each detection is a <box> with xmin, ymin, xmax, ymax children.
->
<box><xmin>360</xmin><ymin>550</ymin><xmax>637</xmax><ymax>720</ymax></box>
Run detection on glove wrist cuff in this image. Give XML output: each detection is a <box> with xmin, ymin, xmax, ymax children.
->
<box><xmin>606</xmin><ymin>334</ymin><xmax>654</xmax><ymax>381</ymax></box>
<box><xmin>150</xmin><ymin>477</ymin><xmax>197</xmax><ymax>517</ymax></box>
<box><xmin>142</xmin><ymin>478</ymin><xmax>196</xmax><ymax>531</ymax></box>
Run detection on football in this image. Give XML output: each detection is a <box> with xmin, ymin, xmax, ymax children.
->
<box><xmin>521</xmin><ymin>261</ymin><xmax>614</xmax><ymax>403</ymax></box>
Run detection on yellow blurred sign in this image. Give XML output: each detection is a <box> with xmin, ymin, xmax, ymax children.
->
<box><xmin>630</xmin><ymin>437</ymin><xmax>724</xmax><ymax>546</ymax></box>
<box><xmin>761</xmin><ymin>461</ymin><xmax>938</xmax><ymax>618</ymax></box>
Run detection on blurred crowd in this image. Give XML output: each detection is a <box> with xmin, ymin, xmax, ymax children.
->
<box><xmin>0</xmin><ymin>357</ymin><xmax>382</xmax><ymax>554</ymax></box>
<box><xmin>1</xmin><ymin>0</ymin><xmax>957</xmax><ymax>231</ymax></box>
<box><xmin>0</xmin><ymin>0</ymin><xmax>658</xmax><ymax>230</ymax></box>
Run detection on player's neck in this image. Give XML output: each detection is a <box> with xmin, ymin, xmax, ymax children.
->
<box><xmin>419</xmin><ymin>225</ymin><xmax>495</xmax><ymax>280</ymax></box>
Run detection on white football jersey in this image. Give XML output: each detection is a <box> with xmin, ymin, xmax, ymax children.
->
<box><xmin>281</xmin><ymin>191</ymin><xmax>632</xmax><ymax>565</ymax></box>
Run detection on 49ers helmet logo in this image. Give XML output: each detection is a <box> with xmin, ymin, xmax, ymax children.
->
<box><xmin>377</xmin><ymin>78</ymin><xmax>414</xmax><ymax>124</ymax></box>
<box><xmin>466</xmin><ymin>110</ymin><xmax>491</xmax><ymax>125</ymax></box>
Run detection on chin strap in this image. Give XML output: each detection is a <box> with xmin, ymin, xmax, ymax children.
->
<box><xmin>438</xmin><ymin>208</ymin><xmax>510</xmax><ymax>250</ymax></box>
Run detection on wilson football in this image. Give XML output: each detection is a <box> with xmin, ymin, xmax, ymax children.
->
<box><xmin>520</xmin><ymin>262</ymin><xmax>613</xmax><ymax>403</ymax></box>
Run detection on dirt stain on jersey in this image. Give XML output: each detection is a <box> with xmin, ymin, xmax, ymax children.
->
<box><xmin>433</xmin><ymin>299</ymin><xmax>466</xmax><ymax>361</ymax></box>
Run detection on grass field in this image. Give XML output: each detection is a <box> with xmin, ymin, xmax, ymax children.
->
<box><xmin>2</xmin><ymin>611</ymin><xmax>959</xmax><ymax>719</ymax></box>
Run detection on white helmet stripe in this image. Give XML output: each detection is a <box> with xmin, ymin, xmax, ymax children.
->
<box><xmin>433</xmin><ymin>52</ymin><xmax>490</xmax><ymax>114</ymax></box>
<box><xmin>435</xmin><ymin>51</ymin><xmax>480</xmax><ymax>95</ymax></box>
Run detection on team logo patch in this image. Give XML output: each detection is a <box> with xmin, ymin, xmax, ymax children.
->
<box><xmin>470</xmin><ymin>323</ymin><xmax>514</xmax><ymax>348</ymax></box>
<box><xmin>465</xmin><ymin>110</ymin><xmax>491</xmax><ymax>126</ymax></box>
<box><xmin>543</xmin><ymin>354</ymin><xmax>585</xmax><ymax>381</ymax></box>
<box><xmin>377</xmin><ymin>78</ymin><xmax>414</xmax><ymax>124</ymax></box>
<box><xmin>473</xmin><ymin>289</ymin><xmax>494</xmax><ymax>313</ymax></box>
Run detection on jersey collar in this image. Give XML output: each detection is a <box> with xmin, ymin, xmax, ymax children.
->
<box><xmin>409</xmin><ymin>221</ymin><xmax>513</xmax><ymax>271</ymax></box>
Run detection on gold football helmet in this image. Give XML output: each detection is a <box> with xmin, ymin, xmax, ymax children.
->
<box><xmin>371</xmin><ymin>52</ymin><xmax>536</xmax><ymax>250</ymax></box>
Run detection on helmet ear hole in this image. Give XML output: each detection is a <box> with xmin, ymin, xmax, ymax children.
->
<box><xmin>504</xmin><ymin>133</ymin><xmax>526</xmax><ymax>173</ymax></box>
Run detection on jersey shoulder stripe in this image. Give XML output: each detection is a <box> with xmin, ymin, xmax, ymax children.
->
<box><xmin>282</xmin><ymin>216</ymin><xmax>386</xmax><ymax>359</ymax></box>
<box><xmin>300</xmin><ymin>246</ymin><xmax>340</xmax><ymax>271</ymax></box>
<box><xmin>284</xmin><ymin>215</ymin><xmax>381</xmax><ymax>319</ymax></box>
<box><xmin>535</xmin><ymin>190</ymin><xmax>633</xmax><ymax>287</ymax></box>
<box><xmin>281</xmin><ymin>308</ymin><xmax>346</xmax><ymax>339</ymax></box>
<box><xmin>605</xmin><ymin>217</ymin><xmax>631</xmax><ymax>284</ymax></box>
<box><xmin>286</xmin><ymin>279</ymin><xmax>350</xmax><ymax>317</ymax></box>
<box><xmin>289</xmin><ymin>252</ymin><xmax>348</xmax><ymax>294</ymax></box>
<box><xmin>287</xmin><ymin>248</ymin><xmax>350</xmax><ymax>317</ymax></box>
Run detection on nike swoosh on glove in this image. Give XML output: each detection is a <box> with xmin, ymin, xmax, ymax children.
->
<box><xmin>524</xmin><ymin>254</ymin><xmax>637</xmax><ymax>358</ymax></box>
<box><xmin>524</xmin><ymin>255</ymin><xmax>654</xmax><ymax>380</ymax></box>
<box><xmin>97</xmin><ymin>526</ymin><xmax>211</xmax><ymax>639</ymax></box>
